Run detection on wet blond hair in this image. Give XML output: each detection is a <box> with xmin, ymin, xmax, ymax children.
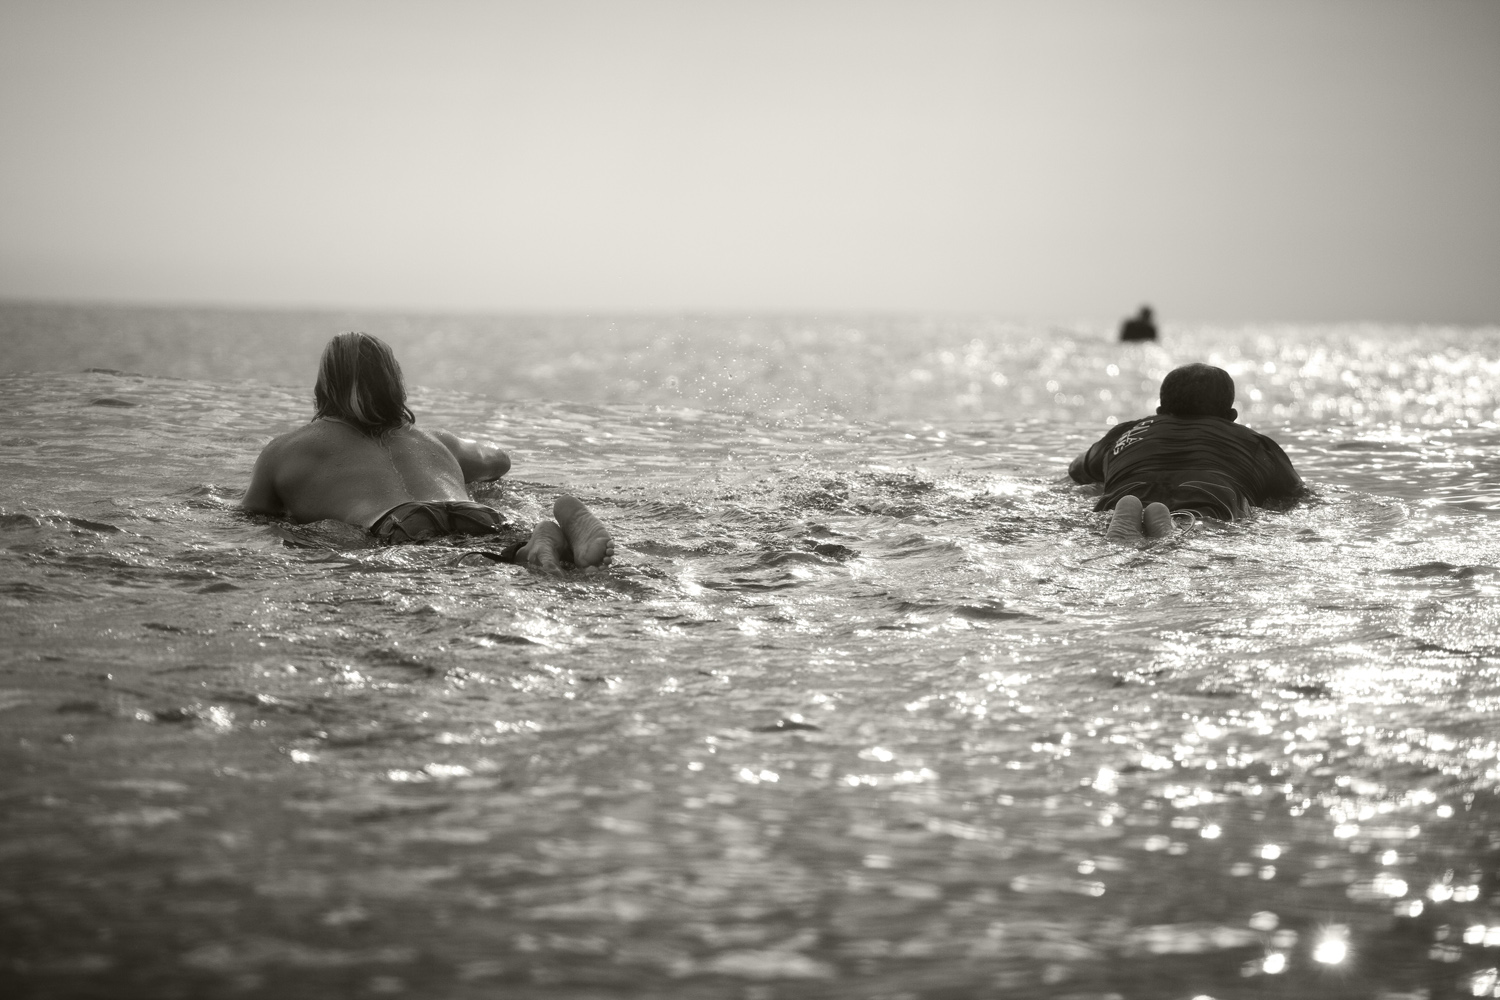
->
<box><xmin>313</xmin><ymin>333</ymin><xmax>415</xmax><ymax>435</ymax></box>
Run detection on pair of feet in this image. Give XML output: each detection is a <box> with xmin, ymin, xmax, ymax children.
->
<box><xmin>1106</xmin><ymin>495</ymin><xmax>1174</xmax><ymax>543</ymax></box>
<box><xmin>516</xmin><ymin>496</ymin><xmax>615</xmax><ymax>574</ymax></box>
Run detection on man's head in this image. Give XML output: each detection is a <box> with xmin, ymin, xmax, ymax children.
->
<box><xmin>1157</xmin><ymin>363</ymin><xmax>1237</xmax><ymax>420</ymax></box>
<box><xmin>313</xmin><ymin>333</ymin><xmax>415</xmax><ymax>435</ymax></box>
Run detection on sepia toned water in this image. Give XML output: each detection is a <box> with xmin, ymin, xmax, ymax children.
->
<box><xmin>2</xmin><ymin>303</ymin><xmax>1499</xmax><ymax>1000</ymax></box>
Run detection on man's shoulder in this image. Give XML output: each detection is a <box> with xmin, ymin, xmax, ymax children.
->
<box><xmin>1095</xmin><ymin>414</ymin><xmax>1152</xmax><ymax>445</ymax></box>
<box><xmin>401</xmin><ymin>425</ymin><xmax>449</xmax><ymax>447</ymax></box>
<box><xmin>1092</xmin><ymin>414</ymin><xmax>1150</xmax><ymax>438</ymax></box>
<box><xmin>269</xmin><ymin>420</ymin><xmax>338</xmax><ymax>447</ymax></box>
<box><xmin>259</xmin><ymin>419</ymin><xmax>364</xmax><ymax>460</ymax></box>
<box><xmin>1243</xmin><ymin>423</ymin><xmax>1288</xmax><ymax>445</ymax></box>
<box><xmin>1157</xmin><ymin>414</ymin><xmax>1262</xmax><ymax>439</ymax></box>
<box><xmin>385</xmin><ymin>424</ymin><xmax>454</xmax><ymax>455</ymax></box>
<box><xmin>1214</xmin><ymin>418</ymin><xmax>1287</xmax><ymax>449</ymax></box>
<box><xmin>259</xmin><ymin>420</ymin><xmax>448</xmax><ymax>468</ymax></box>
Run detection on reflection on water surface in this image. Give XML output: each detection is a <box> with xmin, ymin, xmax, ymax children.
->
<box><xmin>1</xmin><ymin>313</ymin><xmax>1499</xmax><ymax>999</ymax></box>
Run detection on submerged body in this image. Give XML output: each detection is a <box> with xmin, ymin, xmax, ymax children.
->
<box><xmin>1069</xmin><ymin>412</ymin><xmax>1304</xmax><ymax>519</ymax></box>
<box><xmin>242</xmin><ymin>419</ymin><xmax>505</xmax><ymax>531</ymax></box>
<box><xmin>1071</xmin><ymin>362</ymin><xmax>1305</xmax><ymax>541</ymax></box>
<box><xmin>241</xmin><ymin>332</ymin><xmax>611</xmax><ymax>570</ymax></box>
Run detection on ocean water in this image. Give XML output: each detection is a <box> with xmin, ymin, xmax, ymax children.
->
<box><xmin>2</xmin><ymin>302</ymin><xmax>1499</xmax><ymax>1000</ymax></box>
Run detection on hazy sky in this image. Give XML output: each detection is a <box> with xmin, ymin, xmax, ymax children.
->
<box><xmin>2</xmin><ymin>0</ymin><xmax>1497</xmax><ymax>322</ymax></box>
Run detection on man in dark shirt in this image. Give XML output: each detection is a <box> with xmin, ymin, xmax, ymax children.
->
<box><xmin>1068</xmin><ymin>363</ymin><xmax>1304</xmax><ymax>541</ymax></box>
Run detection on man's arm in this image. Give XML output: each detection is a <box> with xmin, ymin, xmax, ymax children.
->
<box><xmin>1067</xmin><ymin>451</ymin><xmax>1094</xmax><ymax>483</ymax></box>
<box><xmin>1258</xmin><ymin>435</ymin><xmax>1306</xmax><ymax>498</ymax></box>
<box><xmin>1068</xmin><ymin>421</ymin><xmax>1131</xmax><ymax>484</ymax></box>
<box><xmin>435</xmin><ymin>430</ymin><xmax>511</xmax><ymax>483</ymax></box>
<box><xmin>242</xmin><ymin>441</ymin><xmax>284</xmax><ymax>515</ymax></box>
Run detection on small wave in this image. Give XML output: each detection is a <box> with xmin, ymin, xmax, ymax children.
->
<box><xmin>701</xmin><ymin>575</ymin><xmax>805</xmax><ymax>593</ymax></box>
<box><xmin>751</xmin><ymin>718</ymin><xmax>822</xmax><ymax>733</ymax></box>
<box><xmin>1384</xmin><ymin>561</ymin><xmax>1497</xmax><ymax>579</ymax></box>
<box><xmin>0</xmin><ymin>580</ymin><xmax>82</xmax><ymax>604</ymax></box>
<box><xmin>472</xmin><ymin>632</ymin><xmax>542</xmax><ymax>646</ymax></box>
<box><xmin>952</xmin><ymin>601</ymin><xmax>1037</xmax><ymax>622</ymax></box>
<box><xmin>62</xmin><ymin>516</ymin><xmax>123</xmax><ymax>533</ymax></box>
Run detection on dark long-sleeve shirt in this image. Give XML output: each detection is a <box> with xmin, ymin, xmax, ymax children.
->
<box><xmin>1069</xmin><ymin>414</ymin><xmax>1303</xmax><ymax>519</ymax></box>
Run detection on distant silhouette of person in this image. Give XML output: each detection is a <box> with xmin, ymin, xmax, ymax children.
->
<box><xmin>1119</xmin><ymin>305</ymin><xmax>1158</xmax><ymax>342</ymax></box>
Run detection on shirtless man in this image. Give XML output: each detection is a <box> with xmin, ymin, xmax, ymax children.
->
<box><xmin>1068</xmin><ymin>362</ymin><xmax>1304</xmax><ymax>542</ymax></box>
<box><xmin>242</xmin><ymin>332</ymin><xmax>613</xmax><ymax>573</ymax></box>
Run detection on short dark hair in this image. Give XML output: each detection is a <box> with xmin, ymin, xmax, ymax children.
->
<box><xmin>313</xmin><ymin>333</ymin><xmax>415</xmax><ymax>435</ymax></box>
<box><xmin>1157</xmin><ymin>363</ymin><xmax>1236</xmax><ymax>419</ymax></box>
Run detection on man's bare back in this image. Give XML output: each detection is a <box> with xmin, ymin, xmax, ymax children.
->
<box><xmin>243</xmin><ymin>418</ymin><xmax>502</xmax><ymax>529</ymax></box>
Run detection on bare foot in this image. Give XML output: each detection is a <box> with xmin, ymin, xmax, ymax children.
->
<box><xmin>1143</xmin><ymin>501</ymin><xmax>1174</xmax><ymax>538</ymax></box>
<box><xmin>554</xmin><ymin>495</ymin><xmax>614</xmax><ymax>569</ymax></box>
<box><xmin>517</xmin><ymin>521</ymin><xmax>570</xmax><ymax>575</ymax></box>
<box><xmin>1105</xmin><ymin>494</ymin><xmax>1143</xmax><ymax>544</ymax></box>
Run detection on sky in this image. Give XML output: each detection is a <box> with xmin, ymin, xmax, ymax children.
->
<box><xmin>1</xmin><ymin>0</ymin><xmax>1497</xmax><ymax>323</ymax></box>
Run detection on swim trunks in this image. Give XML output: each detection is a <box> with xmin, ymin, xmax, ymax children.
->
<box><xmin>369</xmin><ymin>500</ymin><xmax>527</xmax><ymax>560</ymax></box>
<box><xmin>1070</xmin><ymin>414</ymin><xmax>1303</xmax><ymax>519</ymax></box>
